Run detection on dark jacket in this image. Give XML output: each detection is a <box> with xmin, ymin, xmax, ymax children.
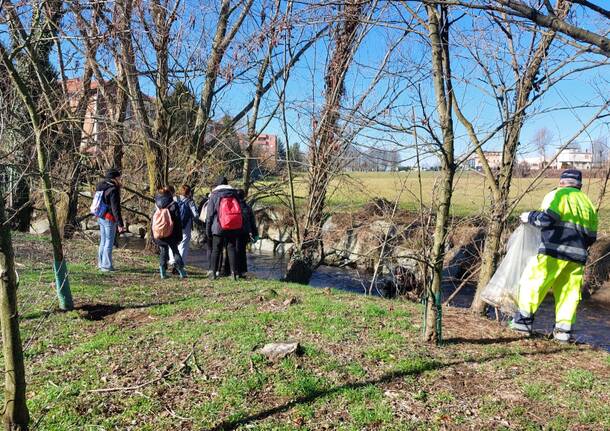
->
<box><xmin>239</xmin><ymin>199</ymin><xmax>257</xmax><ymax>238</ymax></box>
<box><xmin>95</xmin><ymin>180</ymin><xmax>124</xmax><ymax>227</ymax></box>
<box><xmin>527</xmin><ymin>187</ymin><xmax>598</xmax><ymax>264</ymax></box>
<box><xmin>153</xmin><ymin>193</ymin><xmax>183</xmax><ymax>245</ymax></box>
<box><xmin>206</xmin><ymin>185</ymin><xmax>240</xmax><ymax>237</ymax></box>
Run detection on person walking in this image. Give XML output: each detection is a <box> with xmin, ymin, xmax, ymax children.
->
<box><xmin>152</xmin><ymin>186</ymin><xmax>187</xmax><ymax>279</ymax></box>
<box><xmin>93</xmin><ymin>168</ymin><xmax>126</xmax><ymax>272</ymax></box>
<box><xmin>169</xmin><ymin>185</ymin><xmax>199</xmax><ymax>270</ymax></box>
<box><xmin>511</xmin><ymin>169</ymin><xmax>598</xmax><ymax>342</ymax></box>
<box><xmin>235</xmin><ymin>189</ymin><xmax>258</xmax><ymax>277</ymax></box>
<box><xmin>205</xmin><ymin>176</ymin><xmax>242</xmax><ymax>280</ymax></box>
<box><xmin>197</xmin><ymin>192</ymin><xmax>213</xmax><ymax>269</ymax></box>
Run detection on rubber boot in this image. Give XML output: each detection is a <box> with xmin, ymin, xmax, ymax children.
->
<box><xmin>177</xmin><ymin>266</ymin><xmax>188</xmax><ymax>279</ymax></box>
<box><xmin>160</xmin><ymin>265</ymin><xmax>168</xmax><ymax>279</ymax></box>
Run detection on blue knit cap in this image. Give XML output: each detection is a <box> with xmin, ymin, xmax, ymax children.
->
<box><xmin>560</xmin><ymin>169</ymin><xmax>582</xmax><ymax>188</ymax></box>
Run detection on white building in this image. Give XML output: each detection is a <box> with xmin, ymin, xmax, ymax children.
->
<box><xmin>466</xmin><ymin>151</ymin><xmax>502</xmax><ymax>170</ymax></box>
<box><xmin>554</xmin><ymin>147</ymin><xmax>593</xmax><ymax>170</ymax></box>
<box><xmin>521</xmin><ymin>155</ymin><xmax>547</xmax><ymax>170</ymax></box>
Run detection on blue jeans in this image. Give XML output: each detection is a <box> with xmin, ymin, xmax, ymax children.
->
<box><xmin>98</xmin><ymin>218</ymin><xmax>117</xmax><ymax>270</ymax></box>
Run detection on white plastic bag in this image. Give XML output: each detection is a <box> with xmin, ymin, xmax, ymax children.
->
<box><xmin>481</xmin><ymin>224</ymin><xmax>541</xmax><ymax>314</ymax></box>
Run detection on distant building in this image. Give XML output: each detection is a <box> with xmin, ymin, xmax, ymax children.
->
<box><xmin>466</xmin><ymin>151</ymin><xmax>502</xmax><ymax>170</ymax></box>
<box><xmin>239</xmin><ymin>133</ymin><xmax>278</xmax><ymax>172</ymax></box>
<box><xmin>521</xmin><ymin>155</ymin><xmax>547</xmax><ymax>170</ymax></box>
<box><xmin>63</xmin><ymin>78</ymin><xmax>145</xmax><ymax>155</ymax></box>
<box><xmin>254</xmin><ymin>134</ymin><xmax>278</xmax><ymax>170</ymax></box>
<box><xmin>554</xmin><ymin>147</ymin><xmax>593</xmax><ymax>170</ymax></box>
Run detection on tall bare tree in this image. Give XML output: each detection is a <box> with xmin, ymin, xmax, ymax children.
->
<box><xmin>285</xmin><ymin>1</ymin><xmax>368</xmax><ymax>283</ymax></box>
<box><xmin>116</xmin><ymin>0</ymin><xmax>167</xmax><ymax>194</ymax></box>
<box><xmin>192</xmin><ymin>0</ymin><xmax>255</xmax><ymax>159</ymax></box>
<box><xmin>422</xmin><ymin>3</ymin><xmax>455</xmax><ymax>343</ymax></box>
<box><xmin>0</xmin><ymin>0</ymin><xmax>73</xmax><ymax>310</ymax></box>
<box><xmin>461</xmin><ymin>0</ymin><xmax>571</xmax><ymax>314</ymax></box>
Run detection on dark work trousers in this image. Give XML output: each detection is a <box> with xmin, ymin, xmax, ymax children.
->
<box><xmin>237</xmin><ymin>233</ymin><xmax>249</xmax><ymax>274</ymax></box>
<box><xmin>219</xmin><ymin>246</ymin><xmax>231</xmax><ymax>276</ymax></box>
<box><xmin>159</xmin><ymin>240</ymin><xmax>183</xmax><ymax>269</ymax></box>
<box><xmin>210</xmin><ymin>232</ymin><xmax>239</xmax><ymax>275</ymax></box>
<box><xmin>206</xmin><ymin>236</ymin><xmax>213</xmax><ymax>269</ymax></box>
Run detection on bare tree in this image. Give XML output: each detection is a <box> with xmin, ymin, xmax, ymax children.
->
<box><xmin>0</xmin><ymin>0</ymin><xmax>74</xmax><ymax>310</ymax></box>
<box><xmin>242</xmin><ymin>0</ymin><xmax>282</xmax><ymax>196</ymax></box>
<box><xmin>532</xmin><ymin>127</ymin><xmax>553</xmax><ymax>165</ymax></box>
<box><xmin>420</xmin><ymin>3</ymin><xmax>455</xmax><ymax>344</ymax></box>
<box><xmin>450</xmin><ymin>0</ymin><xmax>573</xmax><ymax>314</ymax></box>
<box><xmin>285</xmin><ymin>1</ymin><xmax>369</xmax><ymax>283</ymax></box>
<box><xmin>191</xmin><ymin>0</ymin><xmax>255</xmax><ymax>159</ymax></box>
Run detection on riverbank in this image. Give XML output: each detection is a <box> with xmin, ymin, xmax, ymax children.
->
<box><xmin>6</xmin><ymin>234</ymin><xmax>610</xmax><ymax>429</ymax></box>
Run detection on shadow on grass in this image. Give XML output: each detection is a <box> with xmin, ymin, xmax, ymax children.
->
<box><xmin>21</xmin><ymin>298</ymin><xmax>189</xmax><ymax>321</ymax></box>
<box><xmin>444</xmin><ymin>336</ymin><xmax>525</xmax><ymax>345</ymax></box>
<box><xmin>209</xmin><ymin>347</ymin><xmax>571</xmax><ymax>431</ymax></box>
<box><xmin>76</xmin><ymin>298</ymin><xmax>189</xmax><ymax>320</ymax></box>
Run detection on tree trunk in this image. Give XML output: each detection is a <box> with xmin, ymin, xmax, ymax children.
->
<box><xmin>35</xmin><ymin>131</ymin><xmax>73</xmax><ymax>311</ymax></box>
<box><xmin>426</xmin><ymin>165</ymin><xmax>454</xmax><ymax>343</ymax></box>
<box><xmin>0</xmin><ymin>37</ymin><xmax>74</xmax><ymax>311</ymax></box>
<box><xmin>192</xmin><ymin>0</ymin><xmax>235</xmax><ymax>158</ymax></box>
<box><xmin>471</xmin><ymin>207</ymin><xmax>503</xmax><ymax>314</ymax></box>
<box><xmin>110</xmin><ymin>70</ymin><xmax>129</xmax><ymax>171</ymax></box>
<box><xmin>0</xmin><ymin>189</ymin><xmax>30</xmax><ymax>431</ymax></box>
<box><xmin>423</xmin><ymin>4</ymin><xmax>455</xmax><ymax>344</ymax></box>
<box><xmin>284</xmin><ymin>2</ymin><xmax>365</xmax><ymax>283</ymax></box>
<box><xmin>117</xmin><ymin>0</ymin><xmax>163</xmax><ymax>195</ymax></box>
<box><xmin>242</xmin><ymin>6</ymin><xmax>276</xmax><ymax>196</ymax></box>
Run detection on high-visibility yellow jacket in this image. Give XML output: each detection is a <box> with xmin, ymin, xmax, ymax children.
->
<box><xmin>526</xmin><ymin>187</ymin><xmax>598</xmax><ymax>264</ymax></box>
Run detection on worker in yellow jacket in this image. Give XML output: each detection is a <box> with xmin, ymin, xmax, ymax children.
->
<box><xmin>511</xmin><ymin>169</ymin><xmax>598</xmax><ymax>342</ymax></box>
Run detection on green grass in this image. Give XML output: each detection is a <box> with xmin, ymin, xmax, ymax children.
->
<box><xmin>4</xmin><ymin>234</ymin><xmax>610</xmax><ymax>430</ymax></box>
<box><xmin>261</xmin><ymin>171</ymin><xmax>610</xmax><ymax>231</ymax></box>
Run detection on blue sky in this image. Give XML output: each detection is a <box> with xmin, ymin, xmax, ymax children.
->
<box><xmin>3</xmin><ymin>1</ymin><xmax>607</xmax><ymax>167</ymax></box>
<box><xmin>209</xmin><ymin>3</ymin><xmax>609</xmax><ymax>167</ymax></box>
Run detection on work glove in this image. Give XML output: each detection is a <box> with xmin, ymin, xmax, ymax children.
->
<box><xmin>519</xmin><ymin>212</ymin><xmax>530</xmax><ymax>224</ymax></box>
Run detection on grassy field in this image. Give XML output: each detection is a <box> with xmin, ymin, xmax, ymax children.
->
<box><xmin>264</xmin><ymin>171</ymin><xmax>610</xmax><ymax>231</ymax></box>
<box><xmin>5</xmin><ymin>234</ymin><xmax>609</xmax><ymax>430</ymax></box>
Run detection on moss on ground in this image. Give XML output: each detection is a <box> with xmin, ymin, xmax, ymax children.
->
<box><xmin>3</xmin><ymin>234</ymin><xmax>609</xmax><ymax>430</ymax></box>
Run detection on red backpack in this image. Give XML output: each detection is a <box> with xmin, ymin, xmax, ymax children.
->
<box><xmin>218</xmin><ymin>196</ymin><xmax>243</xmax><ymax>230</ymax></box>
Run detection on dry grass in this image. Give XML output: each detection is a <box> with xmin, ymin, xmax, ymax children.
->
<box><xmin>265</xmin><ymin>171</ymin><xmax>610</xmax><ymax>232</ymax></box>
